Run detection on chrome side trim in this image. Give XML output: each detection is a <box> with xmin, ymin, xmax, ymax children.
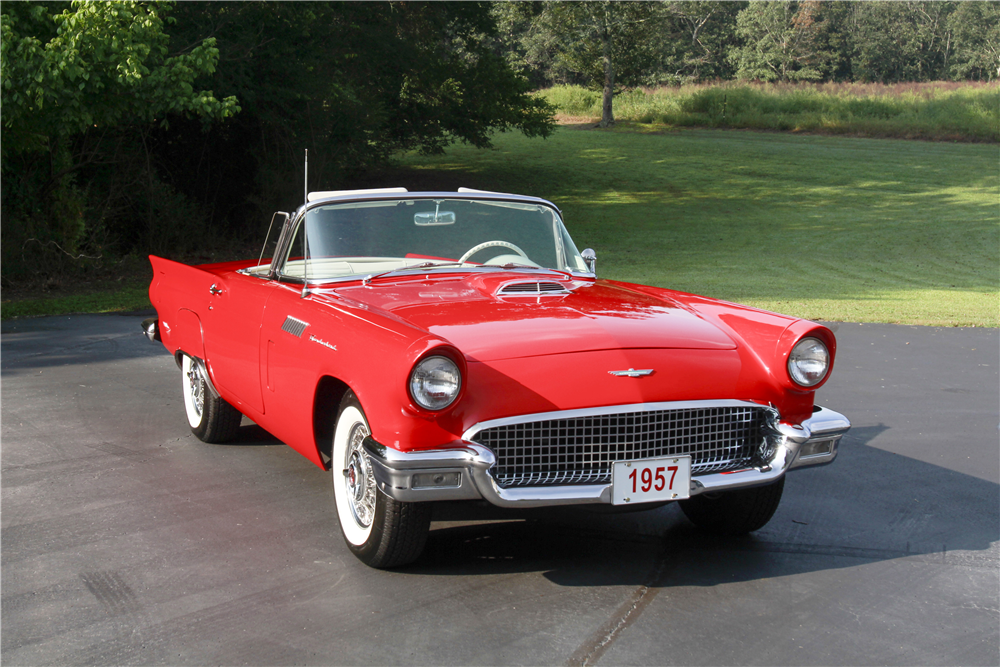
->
<box><xmin>609</xmin><ymin>368</ymin><xmax>654</xmax><ymax>377</ymax></box>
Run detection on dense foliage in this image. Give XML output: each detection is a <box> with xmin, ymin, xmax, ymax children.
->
<box><xmin>503</xmin><ymin>1</ymin><xmax>999</xmax><ymax>88</ymax></box>
<box><xmin>1</xmin><ymin>1</ymin><xmax>238</xmax><ymax>280</ymax></box>
<box><xmin>1</xmin><ymin>1</ymin><xmax>553</xmax><ymax>282</ymax></box>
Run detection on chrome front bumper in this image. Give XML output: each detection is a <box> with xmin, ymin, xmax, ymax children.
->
<box><xmin>363</xmin><ymin>405</ymin><xmax>850</xmax><ymax>508</ymax></box>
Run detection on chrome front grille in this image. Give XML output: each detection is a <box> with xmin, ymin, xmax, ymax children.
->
<box><xmin>469</xmin><ymin>404</ymin><xmax>770</xmax><ymax>488</ymax></box>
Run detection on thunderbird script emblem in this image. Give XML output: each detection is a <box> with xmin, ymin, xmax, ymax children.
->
<box><xmin>609</xmin><ymin>368</ymin><xmax>654</xmax><ymax>377</ymax></box>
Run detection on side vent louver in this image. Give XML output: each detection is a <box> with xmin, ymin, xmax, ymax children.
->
<box><xmin>498</xmin><ymin>281</ymin><xmax>570</xmax><ymax>296</ymax></box>
<box><xmin>281</xmin><ymin>316</ymin><xmax>309</xmax><ymax>338</ymax></box>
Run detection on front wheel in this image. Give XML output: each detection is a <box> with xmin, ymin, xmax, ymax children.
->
<box><xmin>678</xmin><ymin>477</ymin><xmax>785</xmax><ymax>535</ymax></box>
<box><xmin>181</xmin><ymin>354</ymin><xmax>243</xmax><ymax>443</ymax></box>
<box><xmin>331</xmin><ymin>391</ymin><xmax>431</xmax><ymax>568</ymax></box>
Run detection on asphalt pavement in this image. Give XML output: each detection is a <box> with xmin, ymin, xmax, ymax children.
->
<box><xmin>2</xmin><ymin>314</ymin><xmax>997</xmax><ymax>666</ymax></box>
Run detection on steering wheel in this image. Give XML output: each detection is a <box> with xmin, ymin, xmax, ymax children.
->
<box><xmin>458</xmin><ymin>240</ymin><xmax>530</xmax><ymax>264</ymax></box>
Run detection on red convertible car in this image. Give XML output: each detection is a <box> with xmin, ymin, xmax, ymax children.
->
<box><xmin>143</xmin><ymin>188</ymin><xmax>849</xmax><ymax>568</ymax></box>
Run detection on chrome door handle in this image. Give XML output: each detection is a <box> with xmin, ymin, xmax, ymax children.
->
<box><xmin>209</xmin><ymin>284</ymin><xmax>223</xmax><ymax>295</ymax></box>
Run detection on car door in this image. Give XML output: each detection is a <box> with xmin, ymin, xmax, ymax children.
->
<box><xmin>258</xmin><ymin>281</ymin><xmax>344</xmax><ymax>463</ymax></box>
<box><xmin>200</xmin><ymin>271</ymin><xmax>277</xmax><ymax>415</ymax></box>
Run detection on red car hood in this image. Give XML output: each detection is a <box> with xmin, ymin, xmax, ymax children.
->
<box><xmin>328</xmin><ymin>274</ymin><xmax>736</xmax><ymax>362</ymax></box>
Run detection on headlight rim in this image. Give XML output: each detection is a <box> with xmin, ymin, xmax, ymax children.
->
<box><xmin>408</xmin><ymin>353</ymin><xmax>463</xmax><ymax>411</ymax></box>
<box><xmin>787</xmin><ymin>336</ymin><xmax>830</xmax><ymax>388</ymax></box>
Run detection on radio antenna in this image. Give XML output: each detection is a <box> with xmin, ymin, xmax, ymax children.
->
<box><xmin>301</xmin><ymin>148</ymin><xmax>310</xmax><ymax>299</ymax></box>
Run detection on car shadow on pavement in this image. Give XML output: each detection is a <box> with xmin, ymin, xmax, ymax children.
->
<box><xmin>406</xmin><ymin>424</ymin><xmax>998</xmax><ymax>588</ymax></box>
<box><xmin>211</xmin><ymin>421</ymin><xmax>285</xmax><ymax>447</ymax></box>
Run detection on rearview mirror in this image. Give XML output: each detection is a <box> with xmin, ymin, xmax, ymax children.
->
<box><xmin>414</xmin><ymin>210</ymin><xmax>456</xmax><ymax>226</ymax></box>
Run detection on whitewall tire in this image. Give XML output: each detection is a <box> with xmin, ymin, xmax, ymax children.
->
<box><xmin>181</xmin><ymin>354</ymin><xmax>243</xmax><ymax>443</ymax></box>
<box><xmin>331</xmin><ymin>391</ymin><xmax>431</xmax><ymax>568</ymax></box>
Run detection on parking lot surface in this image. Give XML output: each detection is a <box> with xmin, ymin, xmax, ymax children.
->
<box><xmin>2</xmin><ymin>314</ymin><xmax>997</xmax><ymax>665</ymax></box>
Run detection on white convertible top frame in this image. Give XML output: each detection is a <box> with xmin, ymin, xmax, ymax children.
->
<box><xmin>307</xmin><ymin>187</ymin><xmax>408</xmax><ymax>202</ymax></box>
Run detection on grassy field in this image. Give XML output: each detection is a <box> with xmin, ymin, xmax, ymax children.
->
<box><xmin>3</xmin><ymin>125</ymin><xmax>997</xmax><ymax>326</ymax></box>
<box><xmin>1</xmin><ymin>282</ymin><xmax>153</xmax><ymax>320</ymax></box>
<box><xmin>388</xmin><ymin>126</ymin><xmax>998</xmax><ymax>327</ymax></box>
<box><xmin>542</xmin><ymin>82</ymin><xmax>1000</xmax><ymax>142</ymax></box>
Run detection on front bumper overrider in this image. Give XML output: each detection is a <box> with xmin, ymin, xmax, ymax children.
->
<box><xmin>362</xmin><ymin>404</ymin><xmax>850</xmax><ymax>508</ymax></box>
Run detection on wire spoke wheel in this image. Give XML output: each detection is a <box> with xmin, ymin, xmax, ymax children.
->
<box><xmin>186</xmin><ymin>364</ymin><xmax>205</xmax><ymax>420</ymax></box>
<box><xmin>180</xmin><ymin>354</ymin><xmax>242</xmax><ymax>443</ymax></box>
<box><xmin>344</xmin><ymin>423</ymin><xmax>376</xmax><ymax>529</ymax></box>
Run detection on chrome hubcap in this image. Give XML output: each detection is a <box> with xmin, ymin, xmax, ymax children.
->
<box><xmin>186</xmin><ymin>365</ymin><xmax>204</xmax><ymax>418</ymax></box>
<box><xmin>343</xmin><ymin>423</ymin><xmax>375</xmax><ymax>528</ymax></box>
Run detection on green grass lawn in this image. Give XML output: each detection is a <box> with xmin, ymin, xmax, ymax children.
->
<box><xmin>1</xmin><ymin>282</ymin><xmax>153</xmax><ymax>320</ymax></box>
<box><xmin>4</xmin><ymin>126</ymin><xmax>997</xmax><ymax>326</ymax></box>
<box><xmin>393</xmin><ymin>126</ymin><xmax>998</xmax><ymax>327</ymax></box>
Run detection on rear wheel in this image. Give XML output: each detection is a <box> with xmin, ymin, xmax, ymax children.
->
<box><xmin>679</xmin><ymin>477</ymin><xmax>785</xmax><ymax>535</ymax></box>
<box><xmin>332</xmin><ymin>391</ymin><xmax>431</xmax><ymax>568</ymax></box>
<box><xmin>181</xmin><ymin>354</ymin><xmax>243</xmax><ymax>443</ymax></box>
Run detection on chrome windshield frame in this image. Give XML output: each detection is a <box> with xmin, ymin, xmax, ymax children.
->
<box><xmin>269</xmin><ymin>192</ymin><xmax>593</xmax><ymax>286</ymax></box>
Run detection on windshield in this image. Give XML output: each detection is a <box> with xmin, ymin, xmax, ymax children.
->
<box><xmin>279</xmin><ymin>197</ymin><xmax>588</xmax><ymax>282</ymax></box>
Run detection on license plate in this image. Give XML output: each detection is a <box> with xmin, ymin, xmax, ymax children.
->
<box><xmin>611</xmin><ymin>456</ymin><xmax>691</xmax><ymax>505</ymax></box>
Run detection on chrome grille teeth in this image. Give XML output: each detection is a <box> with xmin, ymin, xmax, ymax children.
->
<box><xmin>471</xmin><ymin>406</ymin><xmax>768</xmax><ymax>488</ymax></box>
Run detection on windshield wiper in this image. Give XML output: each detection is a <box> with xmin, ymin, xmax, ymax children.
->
<box><xmin>498</xmin><ymin>263</ymin><xmax>574</xmax><ymax>279</ymax></box>
<box><xmin>356</xmin><ymin>261</ymin><xmax>572</xmax><ymax>287</ymax></box>
<box><xmin>360</xmin><ymin>261</ymin><xmax>465</xmax><ymax>286</ymax></box>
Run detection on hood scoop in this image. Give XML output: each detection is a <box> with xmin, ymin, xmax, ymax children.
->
<box><xmin>498</xmin><ymin>281</ymin><xmax>570</xmax><ymax>296</ymax></box>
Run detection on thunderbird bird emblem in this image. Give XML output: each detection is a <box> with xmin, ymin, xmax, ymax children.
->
<box><xmin>609</xmin><ymin>368</ymin><xmax>654</xmax><ymax>377</ymax></box>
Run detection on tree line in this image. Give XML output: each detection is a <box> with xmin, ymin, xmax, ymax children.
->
<box><xmin>2</xmin><ymin>1</ymin><xmax>996</xmax><ymax>284</ymax></box>
<box><xmin>498</xmin><ymin>1</ymin><xmax>998</xmax><ymax>125</ymax></box>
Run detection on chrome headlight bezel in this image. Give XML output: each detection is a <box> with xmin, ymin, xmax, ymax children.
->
<box><xmin>787</xmin><ymin>337</ymin><xmax>830</xmax><ymax>387</ymax></box>
<box><xmin>408</xmin><ymin>355</ymin><xmax>462</xmax><ymax>411</ymax></box>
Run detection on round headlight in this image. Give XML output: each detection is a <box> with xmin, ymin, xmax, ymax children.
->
<box><xmin>409</xmin><ymin>355</ymin><xmax>461</xmax><ymax>410</ymax></box>
<box><xmin>788</xmin><ymin>337</ymin><xmax>829</xmax><ymax>387</ymax></box>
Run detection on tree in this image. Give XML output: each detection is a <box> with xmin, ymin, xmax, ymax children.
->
<box><xmin>1</xmin><ymin>1</ymin><xmax>237</xmax><ymax>157</ymax></box>
<box><xmin>947</xmin><ymin>1</ymin><xmax>1000</xmax><ymax>81</ymax></box>
<box><xmin>1</xmin><ymin>2</ymin><xmax>556</xmax><ymax>281</ymax></box>
<box><xmin>1</xmin><ymin>0</ymin><xmax>238</xmax><ymax>279</ymax></box>
<box><xmin>526</xmin><ymin>1</ymin><xmax>669</xmax><ymax>127</ymax></box>
<box><xmin>847</xmin><ymin>1</ymin><xmax>955</xmax><ymax>82</ymax></box>
<box><xmin>491</xmin><ymin>2</ymin><xmax>567</xmax><ymax>88</ymax></box>
<box><xmin>659</xmin><ymin>1</ymin><xmax>745</xmax><ymax>82</ymax></box>
<box><xmin>152</xmin><ymin>2</ymin><xmax>555</xmax><ymax>230</ymax></box>
<box><xmin>729</xmin><ymin>1</ymin><xmax>827</xmax><ymax>81</ymax></box>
